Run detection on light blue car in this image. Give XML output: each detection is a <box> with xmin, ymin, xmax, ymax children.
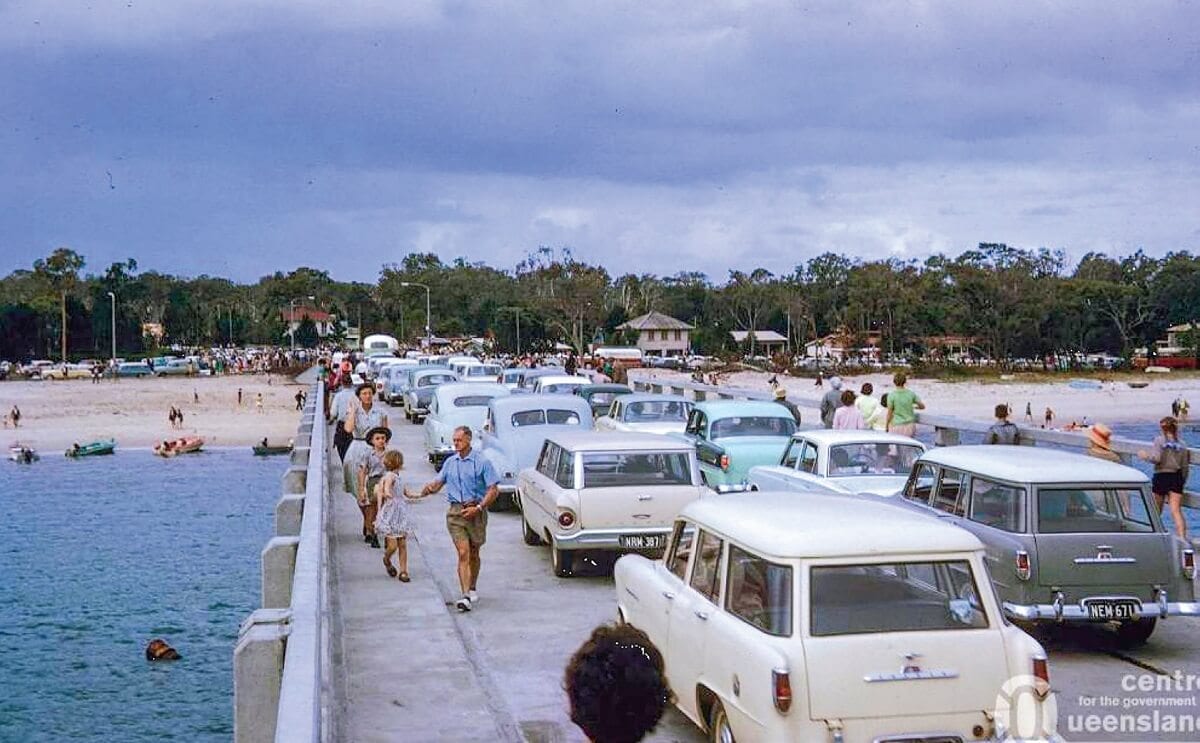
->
<box><xmin>423</xmin><ymin>382</ymin><xmax>510</xmax><ymax>468</ymax></box>
<box><xmin>479</xmin><ymin>394</ymin><xmax>594</xmax><ymax>511</ymax></box>
<box><xmin>674</xmin><ymin>400</ymin><xmax>798</xmax><ymax>488</ymax></box>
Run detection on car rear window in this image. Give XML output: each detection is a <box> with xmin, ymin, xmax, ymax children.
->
<box><xmin>453</xmin><ymin>395</ymin><xmax>494</xmax><ymax>407</ymax></box>
<box><xmin>710</xmin><ymin>416</ymin><xmax>795</xmax><ymax>439</ymax></box>
<box><xmin>542</xmin><ymin>382</ymin><xmax>582</xmax><ymax>393</ymax></box>
<box><xmin>624</xmin><ymin>400</ymin><xmax>690</xmax><ymax>422</ymax></box>
<box><xmin>810</xmin><ymin>561</ymin><xmax>988</xmax><ymax>636</ymax></box>
<box><xmin>1037</xmin><ymin>488</ymin><xmax>1155</xmax><ymax>533</ymax></box>
<box><xmin>727</xmin><ymin>545</ymin><xmax>793</xmax><ymax>637</ymax></box>
<box><xmin>827</xmin><ymin>443</ymin><xmax>923</xmax><ymax>477</ymax></box>
<box><xmin>581</xmin><ymin>452</ymin><xmax>693</xmax><ymax>488</ymax></box>
<box><xmin>418</xmin><ymin>374</ymin><xmax>456</xmax><ymax>386</ymax></box>
<box><xmin>511</xmin><ymin>409</ymin><xmax>582</xmax><ymax>427</ymax></box>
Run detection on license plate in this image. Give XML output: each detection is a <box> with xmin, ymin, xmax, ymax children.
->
<box><xmin>620</xmin><ymin>534</ymin><xmax>666</xmax><ymax>550</ymax></box>
<box><xmin>1084</xmin><ymin>599</ymin><xmax>1141</xmax><ymax>620</ymax></box>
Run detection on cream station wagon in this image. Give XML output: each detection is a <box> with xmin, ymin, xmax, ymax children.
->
<box><xmin>615</xmin><ymin>492</ymin><xmax>1060</xmax><ymax>743</ymax></box>
<box><xmin>517</xmin><ymin>431</ymin><xmax>709</xmax><ymax>577</ymax></box>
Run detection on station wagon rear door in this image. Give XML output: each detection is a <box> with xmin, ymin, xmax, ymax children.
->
<box><xmin>1033</xmin><ymin>486</ymin><xmax>1171</xmax><ymax>593</ymax></box>
<box><xmin>577</xmin><ymin>450</ymin><xmax>702</xmax><ymax>541</ymax></box>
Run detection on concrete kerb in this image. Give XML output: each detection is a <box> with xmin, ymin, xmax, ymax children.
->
<box><xmin>262</xmin><ymin>536</ymin><xmax>301</xmax><ymax>608</ymax></box>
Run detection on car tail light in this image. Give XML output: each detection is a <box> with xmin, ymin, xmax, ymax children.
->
<box><xmin>1032</xmin><ymin>654</ymin><xmax>1051</xmax><ymax>698</ymax></box>
<box><xmin>1183</xmin><ymin>549</ymin><xmax>1196</xmax><ymax>579</ymax></box>
<box><xmin>719</xmin><ymin>454</ymin><xmax>730</xmax><ymax>471</ymax></box>
<box><xmin>1015</xmin><ymin>550</ymin><xmax>1031</xmax><ymax>581</ymax></box>
<box><xmin>772</xmin><ymin>668</ymin><xmax>792</xmax><ymax>713</ymax></box>
<box><xmin>558</xmin><ymin>510</ymin><xmax>576</xmax><ymax>528</ymax></box>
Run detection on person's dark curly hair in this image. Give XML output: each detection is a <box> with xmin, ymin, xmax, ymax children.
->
<box><xmin>564</xmin><ymin>623</ymin><xmax>672</xmax><ymax>743</ymax></box>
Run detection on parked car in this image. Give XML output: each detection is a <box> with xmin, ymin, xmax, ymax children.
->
<box><xmin>156</xmin><ymin>359</ymin><xmax>195</xmax><ymax>376</ymax></box>
<box><xmin>517</xmin><ymin>431</ymin><xmax>709</xmax><ymax>577</ymax></box>
<box><xmin>423</xmin><ymin>382</ymin><xmax>510</xmax><ymax>468</ymax></box>
<box><xmin>376</xmin><ymin>361</ymin><xmax>417</xmax><ymax>402</ymax></box>
<box><xmin>675</xmin><ymin>401</ymin><xmax>797</xmax><ymax>488</ymax></box>
<box><xmin>748</xmin><ymin>430</ymin><xmax>926</xmax><ymax>497</ymax></box>
<box><xmin>42</xmin><ymin>363</ymin><xmax>92</xmax><ymax>380</ymax></box>
<box><xmin>116</xmin><ymin>362</ymin><xmax>153</xmax><ymax>378</ymax></box>
<box><xmin>531</xmin><ymin>374</ymin><xmax>591</xmax><ymax>395</ymax></box>
<box><xmin>574</xmin><ymin>383</ymin><xmax>633</xmax><ymax>418</ymax></box>
<box><xmin>460</xmin><ymin>362</ymin><xmax>503</xmax><ymax>382</ymax></box>
<box><xmin>480</xmin><ymin>394</ymin><xmax>594</xmax><ymax>511</ymax></box>
<box><xmin>20</xmin><ymin>360</ymin><xmax>56</xmax><ymax>379</ymax></box>
<box><xmin>595</xmin><ymin>393</ymin><xmax>693</xmax><ymax>435</ymax></box>
<box><xmin>615</xmin><ymin>491</ymin><xmax>1059</xmax><ymax>742</ymax></box>
<box><xmin>514</xmin><ymin>368</ymin><xmax>560</xmax><ymax>394</ymax></box>
<box><xmin>498</xmin><ymin>367</ymin><xmax>529</xmax><ymax>390</ymax></box>
<box><xmin>402</xmin><ymin>369</ymin><xmax>459</xmax><ymax>422</ymax></box>
<box><xmin>448</xmin><ymin>357</ymin><xmax>481</xmax><ymax>377</ymax></box>
<box><xmin>899</xmin><ymin>445</ymin><xmax>1199</xmax><ymax>646</ymax></box>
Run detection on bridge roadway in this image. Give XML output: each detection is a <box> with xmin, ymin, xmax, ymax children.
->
<box><xmin>328</xmin><ymin>408</ymin><xmax>1200</xmax><ymax>743</ymax></box>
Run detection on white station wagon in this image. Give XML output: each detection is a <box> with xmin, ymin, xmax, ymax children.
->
<box><xmin>517</xmin><ymin>431</ymin><xmax>709</xmax><ymax>577</ymax></box>
<box><xmin>594</xmin><ymin>393</ymin><xmax>694</xmax><ymax>435</ymax></box>
<box><xmin>748</xmin><ymin>429</ymin><xmax>926</xmax><ymax>497</ymax></box>
<box><xmin>615</xmin><ymin>492</ymin><xmax>1059</xmax><ymax>743</ymax></box>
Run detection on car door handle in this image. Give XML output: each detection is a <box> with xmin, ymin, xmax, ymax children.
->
<box><xmin>638</xmin><ymin>494</ymin><xmax>653</xmax><ymax>501</ymax></box>
<box><xmin>694</xmin><ymin>610</ymin><xmax>709</xmax><ymax>620</ymax></box>
<box><xmin>661</xmin><ymin>591</ymin><xmax>675</xmax><ymax>600</ymax></box>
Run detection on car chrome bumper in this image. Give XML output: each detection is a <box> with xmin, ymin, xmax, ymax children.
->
<box><xmin>553</xmin><ymin>526</ymin><xmax>671</xmax><ymax>551</ymax></box>
<box><xmin>1003</xmin><ymin>595</ymin><xmax>1200</xmax><ymax>621</ymax></box>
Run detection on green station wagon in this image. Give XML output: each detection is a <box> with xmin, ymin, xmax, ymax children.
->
<box><xmin>900</xmin><ymin>445</ymin><xmax>1199</xmax><ymax>646</ymax></box>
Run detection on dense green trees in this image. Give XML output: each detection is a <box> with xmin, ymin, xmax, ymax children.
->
<box><xmin>1</xmin><ymin>243</ymin><xmax>1198</xmax><ymax>363</ymax></box>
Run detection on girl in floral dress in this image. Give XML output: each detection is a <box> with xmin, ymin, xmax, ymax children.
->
<box><xmin>374</xmin><ymin>449</ymin><xmax>427</xmax><ymax>581</ymax></box>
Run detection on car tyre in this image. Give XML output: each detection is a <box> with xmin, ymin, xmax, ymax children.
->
<box><xmin>1115</xmin><ymin>617</ymin><xmax>1156</xmax><ymax>648</ymax></box>
<box><xmin>708</xmin><ymin>699</ymin><xmax>735</xmax><ymax>743</ymax></box>
<box><xmin>550</xmin><ymin>536</ymin><xmax>573</xmax><ymax>577</ymax></box>
<box><xmin>521</xmin><ymin>513</ymin><xmax>542</xmax><ymax>545</ymax></box>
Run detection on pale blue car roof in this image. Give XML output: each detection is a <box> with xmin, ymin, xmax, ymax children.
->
<box><xmin>694</xmin><ymin>399</ymin><xmax>793</xmax><ymax>418</ymax></box>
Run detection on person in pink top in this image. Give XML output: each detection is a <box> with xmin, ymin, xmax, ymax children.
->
<box><xmin>832</xmin><ymin>389</ymin><xmax>865</xmax><ymax>430</ymax></box>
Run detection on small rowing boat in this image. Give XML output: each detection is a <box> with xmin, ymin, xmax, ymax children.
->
<box><xmin>1127</xmin><ymin>381</ymin><xmax>1150</xmax><ymax>389</ymax></box>
<box><xmin>65</xmin><ymin>439</ymin><xmax>116</xmax><ymax>457</ymax></box>
<box><xmin>252</xmin><ymin>443</ymin><xmax>293</xmax><ymax>456</ymax></box>
<box><xmin>8</xmin><ymin>445</ymin><xmax>39</xmax><ymax>463</ymax></box>
<box><xmin>154</xmin><ymin>436</ymin><xmax>205</xmax><ymax>457</ymax></box>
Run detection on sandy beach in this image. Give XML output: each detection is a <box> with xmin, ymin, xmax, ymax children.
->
<box><xmin>635</xmin><ymin>368</ymin><xmax>1200</xmax><ymax>427</ymax></box>
<box><xmin>1</xmin><ymin>373</ymin><xmax>308</xmax><ymax>451</ymax></box>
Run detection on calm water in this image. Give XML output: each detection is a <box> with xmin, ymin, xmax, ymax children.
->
<box><xmin>0</xmin><ymin>449</ymin><xmax>282</xmax><ymax>742</ymax></box>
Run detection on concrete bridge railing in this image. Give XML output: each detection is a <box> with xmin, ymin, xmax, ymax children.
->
<box><xmin>629</xmin><ymin>373</ymin><xmax>1200</xmax><ymax>510</ymax></box>
<box><xmin>235</xmin><ymin>381</ymin><xmax>329</xmax><ymax>743</ymax></box>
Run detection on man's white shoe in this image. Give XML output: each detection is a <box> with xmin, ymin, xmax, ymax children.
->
<box><xmin>456</xmin><ymin>595</ymin><xmax>472</xmax><ymax>612</ymax></box>
<box><xmin>468</xmin><ymin>590</ymin><xmax>478</xmax><ymax>604</ymax></box>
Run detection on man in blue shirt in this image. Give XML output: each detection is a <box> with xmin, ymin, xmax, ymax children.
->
<box><xmin>419</xmin><ymin>425</ymin><xmax>500</xmax><ymax>612</ymax></box>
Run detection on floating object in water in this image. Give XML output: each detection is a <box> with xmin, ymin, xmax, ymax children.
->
<box><xmin>154</xmin><ymin>436</ymin><xmax>205</xmax><ymax>457</ymax></box>
<box><xmin>252</xmin><ymin>443</ymin><xmax>293</xmax><ymax>456</ymax></box>
<box><xmin>65</xmin><ymin>439</ymin><xmax>116</xmax><ymax>457</ymax></box>
<box><xmin>8</xmin><ymin>445</ymin><xmax>38</xmax><ymax>463</ymax></box>
<box><xmin>1127</xmin><ymin>381</ymin><xmax>1150</xmax><ymax>389</ymax></box>
<box><xmin>1068</xmin><ymin>378</ymin><xmax>1102</xmax><ymax>390</ymax></box>
<box><xmin>1144</xmin><ymin>366</ymin><xmax>1172</xmax><ymax>374</ymax></box>
<box><xmin>145</xmin><ymin>638</ymin><xmax>181</xmax><ymax>661</ymax></box>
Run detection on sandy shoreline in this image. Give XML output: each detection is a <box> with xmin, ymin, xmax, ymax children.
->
<box><xmin>634</xmin><ymin>369</ymin><xmax>1200</xmax><ymax>427</ymax></box>
<box><xmin>1</xmin><ymin>373</ymin><xmax>307</xmax><ymax>451</ymax></box>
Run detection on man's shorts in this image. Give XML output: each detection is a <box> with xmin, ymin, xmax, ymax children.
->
<box><xmin>447</xmin><ymin>503</ymin><xmax>488</xmax><ymax>546</ymax></box>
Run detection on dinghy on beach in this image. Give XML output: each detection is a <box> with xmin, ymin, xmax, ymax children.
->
<box><xmin>65</xmin><ymin>439</ymin><xmax>116</xmax><ymax>457</ymax></box>
<box><xmin>154</xmin><ymin>436</ymin><xmax>205</xmax><ymax>457</ymax></box>
<box><xmin>1068</xmin><ymin>378</ymin><xmax>1102</xmax><ymax>390</ymax></box>
<box><xmin>8</xmin><ymin>445</ymin><xmax>39</xmax><ymax>463</ymax></box>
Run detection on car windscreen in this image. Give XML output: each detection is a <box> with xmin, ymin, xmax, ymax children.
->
<box><xmin>827</xmin><ymin>443</ymin><xmax>923</xmax><ymax>477</ymax></box>
<box><xmin>418</xmin><ymin>374</ymin><xmax>455</xmax><ymax>387</ymax></box>
<box><xmin>1037</xmin><ymin>488</ymin><xmax>1155</xmax><ymax>533</ymax></box>
<box><xmin>453</xmin><ymin>395</ymin><xmax>494</xmax><ymax>407</ymax></box>
<box><xmin>810</xmin><ymin>561</ymin><xmax>988</xmax><ymax>636</ymax></box>
<box><xmin>581</xmin><ymin>452</ymin><xmax>693</xmax><ymax>488</ymax></box>
<box><xmin>710</xmin><ymin>416</ymin><xmax>796</xmax><ymax>439</ymax></box>
<box><xmin>623</xmin><ymin>400</ymin><xmax>690</xmax><ymax>422</ymax></box>
<box><xmin>511</xmin><ymin>409</ymin><xmax>583</xmax><ymax>427</ymax></box>
<box><xmin>466</xmin><ymin>365</ymin><xmax>501</xmax><ymax>376</ymax></box>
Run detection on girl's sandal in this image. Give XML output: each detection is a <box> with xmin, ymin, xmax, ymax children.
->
<box><xmin>397</xmin><ymin>572</ymin><xmax>411</xmax><ymax>583</ymax></box>
<box><xmin>383</xmin><ymin>559</ymin><xmax>397</xmax><ymax>578</ymax></box>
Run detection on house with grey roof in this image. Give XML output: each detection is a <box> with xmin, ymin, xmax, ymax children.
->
<box><xmin>615</xmin><ymin>311</ymin><xmax>694</xmax><ymax>356</ymax></box>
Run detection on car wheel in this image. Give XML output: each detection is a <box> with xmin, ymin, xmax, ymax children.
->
<box><xmin>521</xmin><ymin>513</ymin><xmax>542</xmax><ymax>545</ymax></box>
<box><xmin>550</xmin><ymin>537</ymin><xmax>573</xmax><ymax>577</ymax></box>
<box><xmin>708</xmin><ymin>699</ymin><xmax>735</xmax><ymax>743</ymax></box>
<box><xmin>1115</xmin><ymin>618</ymin><xmax>1156</xmax><ymax>648</ymax></box>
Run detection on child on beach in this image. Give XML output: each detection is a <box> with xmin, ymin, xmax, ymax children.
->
<box><xmin>1138</xmin><ymin>416</ymin><xmax>1191</xmax><ymax>541</ymax></box>
<box><xmin>374</xmin><ymin>449</ymin><xmax>428</xmax><ymax>582</ymax></box>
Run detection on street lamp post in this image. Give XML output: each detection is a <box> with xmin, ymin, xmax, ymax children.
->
<box><xmin>289</xmin><ymin>295</ymin><xmax>316</xmax><ymax>351</ymax></box>
<box><xmin>107</xmin><ymin>291</ymin><xmax>116</xmax><ymax>374</ymax></box>
<box><xmin>498</xmin><ymin>307</ymin><xmax>522</xmax><ymax>355</ymax></box>
<box><xmin>399</xmin><ymin>282</ymin><xmax>431</xmax><ymax>346</ymax></box>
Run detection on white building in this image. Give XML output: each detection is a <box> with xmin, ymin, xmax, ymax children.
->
<box><xmin>616</xmin><ymin>311</ymin><xmax>694</xmax><ymax>356</ymax></box>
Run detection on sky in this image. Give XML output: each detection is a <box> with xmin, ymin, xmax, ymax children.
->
<box><xmin>1</xmin><ymin>0</ymin><xmax>1198</xmax><ymax>284</ymax></box>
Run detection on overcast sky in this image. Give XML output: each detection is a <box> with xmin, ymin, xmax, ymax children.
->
<box><xmin>1</xmin><ymin>1</ymin><xmax>1197</xmax><ymax>283</ymax></box>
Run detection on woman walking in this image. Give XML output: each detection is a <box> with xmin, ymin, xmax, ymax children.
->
<box><xmin>1139</xmin><ymin>416</ymin><xmax>1191</xmax><ymax>540</ymax></box>
<box><xmin>343</xmin><ymin>382</ymin><xmax>389</xmax><ymax>503</ymax></box>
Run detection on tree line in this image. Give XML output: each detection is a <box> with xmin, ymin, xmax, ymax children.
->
<box><xmin>2</xmin><ymin>243</ymin><xmax>1198</xmax><ymax>364</ymax></box>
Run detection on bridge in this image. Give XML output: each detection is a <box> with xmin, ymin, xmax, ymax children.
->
<box><xmin>234</xmin><ymin>374</ymin><xmax>1200</xmax><ymax>742</ymax></box>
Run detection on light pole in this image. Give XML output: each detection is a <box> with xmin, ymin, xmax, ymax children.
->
<box><xmin>107</xmin><ymin>291</ymin><xmax>116</xmax><ymax>372</ymax></box>
<box><xmin>399</xmin><ymin>282</ymin><xmax>431</xmax><ymax>346</ymax></box>
<box><xmin>498</xmin><ymin>307</ymin><xmax>522</xmax><ymax>355</ymax></box>
<box><xmin>289</xmin><ymin>295</ymin><xmax>315</xmax><ymax>351</ymax></box>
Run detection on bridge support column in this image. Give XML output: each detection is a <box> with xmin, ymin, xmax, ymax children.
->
<box><xmin>275</xmin><ymin>493</ymin><xmax>305</xmax><ymax>537</ymax></box>
<box><xmin>934</xmin><ymin>426</ymin><xmax>960</xmax><ymax>447</ymax></box>
<box><xmin>262</xmin><ymin>536</ymin><xmax>300</xmax><ymax>608</ymax></box>
<box><xmin>281</xmin><ymin>465</ymin><xmax>306</xmax><ymax>494</ymax></box>
<box><xmin>234</xmin><ymin>608</ymin><xmax>290</xmax><ymax>743</ymax></box>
